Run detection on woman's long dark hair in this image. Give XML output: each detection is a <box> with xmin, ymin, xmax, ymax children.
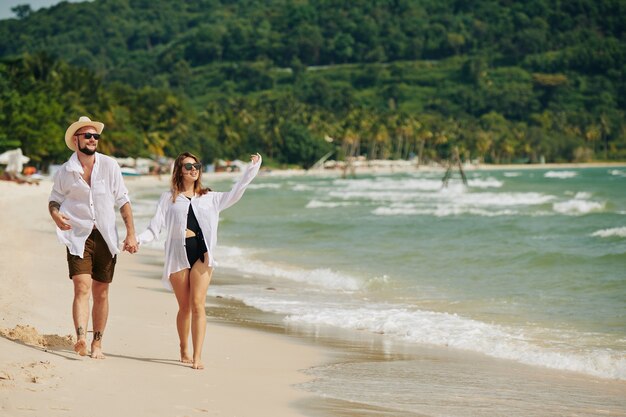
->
<box><xmin>171</xmin><ymin>152</ymin><xmax>210</xmax><ymax>202</ymax></box>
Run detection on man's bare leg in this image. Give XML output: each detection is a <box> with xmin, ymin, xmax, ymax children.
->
<box><xmin>72</xmin><ymin>274</ymin><xmax>92</xmax><ymax>356</ymax></box>
<box><xmin>170</xmin><ymin>270</ymin><xmax>192</xmax><ymax>364</ymax></box>
<box><xmin>91</xmin><ymin>280</ymin><xmax>109</xmax><ymax>359</ymax></box>
<box><xmin>190</xmin><ymin>262</ymin><xmax>212</xmax><ymax>370</ymax></box>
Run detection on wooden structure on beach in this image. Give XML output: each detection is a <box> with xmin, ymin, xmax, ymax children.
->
<box><xmin>442</xmin><ymin>147</ymin><xmax>468</xmax><ymax>187</ymax></box>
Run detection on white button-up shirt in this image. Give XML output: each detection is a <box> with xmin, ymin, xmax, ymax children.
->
<box><xmin>49</xmin><ymin>152</ymin><xmax>131</xmax><ymax>258</ymax></box>
<box><xmin>138</xmin><ymin>157</ymin><xmax>261</xmax><ymax>290</ymax></box>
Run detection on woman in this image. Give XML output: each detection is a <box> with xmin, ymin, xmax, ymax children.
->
<box><xmin>138</xmin><ymin>152</ymin><xmax>261</xmax><ymax>369</ymax></box>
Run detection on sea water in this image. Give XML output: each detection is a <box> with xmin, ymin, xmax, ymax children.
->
<box><xmin>132</xmin><ymin>166</ymin><xmax>626</xmax><ymax>415</ymax></box>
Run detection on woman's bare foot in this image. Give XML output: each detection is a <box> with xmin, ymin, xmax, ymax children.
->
<box><xmin>74</xmin><ymin>338</ymin><xmax>88</xmax><ymax>356</ymax></box>
<box><xmin>90</xmin><ymin>342</ymin><xmax>106</xmax><ymax>359</ymax></box>
<box><xmin>192</xmin><ymin>360</ymin><xmax>204</xmax><ymax>370</ymax></box>
<box><xmin>180</xmin><ymin>347</ymin><xmax>192</xmax><ymax>364</ymax></box>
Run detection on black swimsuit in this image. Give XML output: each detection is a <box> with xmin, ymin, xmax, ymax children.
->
<box><xmin>185</xmin><ymin>197</ymin><xmax>207</xmax><ymax>266</ymax></box>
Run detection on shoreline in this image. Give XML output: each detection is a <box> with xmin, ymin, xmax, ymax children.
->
<box><xmin>14</xmin><ymin>160</ymin><xmax>626</xmax><ymax>184</ymax></box>
<box><xmin>0</xmin><ymin>180</ymin><xmax>329</xmax><ymax>417</ymax></box>
<box><xmin>200</xmin><ymin>274</ymin><xmax>626</xmax><ymax>417</ymax></box>
<box><xmin>271</xmin><ymin>160</ymin><xmax>626</xmax><ymax>177</ymax></box>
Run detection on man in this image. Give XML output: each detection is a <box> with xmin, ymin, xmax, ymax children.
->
<box><xmin>48</xmin><ymin>116</ymin><xmax>138</xmax><ymax>359</ymax></box>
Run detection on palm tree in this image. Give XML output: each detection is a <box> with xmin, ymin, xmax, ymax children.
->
<box><xmin>599</xmin><ymin>114</ymin><xmax>612</xmax><ymax>160</ymax></box>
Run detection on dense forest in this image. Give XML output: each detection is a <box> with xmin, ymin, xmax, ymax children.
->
<box><xmin>0</xmin><ymin>0</ymin><xmax>624</xmax><ymax>169</ymax></box>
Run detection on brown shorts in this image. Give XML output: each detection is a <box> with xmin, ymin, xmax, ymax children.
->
<box><xmin>67</xmin><ymin>229</ymin><xmax>117</xmax><ymax>283</ymax></box>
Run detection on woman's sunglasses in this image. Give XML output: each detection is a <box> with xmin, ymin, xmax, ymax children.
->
<box><xmin>75</xmin><ymin>132</ymin><xmax>101</xmax><ymax>139</ymax></box>
<box><xmin>183</xmin><ymin>162</ymin><xmax>202</xmax><ymax>171</ymax></box>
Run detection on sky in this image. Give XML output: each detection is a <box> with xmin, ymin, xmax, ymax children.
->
<box><xmin>0</xmin><ymin>0</ymin><xmax>86</xmax><ymax>20</ymax></box>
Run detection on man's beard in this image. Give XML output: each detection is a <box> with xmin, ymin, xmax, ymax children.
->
<box><xmin>78</xmin><ymin>143</ymin><xmax>96</xmax><ymax>155</ymax></box>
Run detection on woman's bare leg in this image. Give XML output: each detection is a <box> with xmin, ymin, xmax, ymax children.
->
<box><xmin>189</xmin><ymin>259</ymin><xmax>212</xmax><ymax>370</ymax></box>
<box><xmin>170</xmin><ymin>270</ymin><xmax>192</xmax><ymax>363</ymax></box>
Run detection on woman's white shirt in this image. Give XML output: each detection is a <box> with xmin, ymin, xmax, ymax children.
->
<box><xmin>137</xmin><ymin>157</ymin><xmax>261</xmax><ymax>290</ymax></box>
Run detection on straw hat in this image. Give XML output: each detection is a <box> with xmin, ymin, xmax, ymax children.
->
<box><xmin>64</xmin><ymin>116</ymin><xmax>104</xmax><ymax>151</ymax></box>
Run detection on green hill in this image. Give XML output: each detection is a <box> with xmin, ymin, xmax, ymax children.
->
<box><xmin>1</xmin><ymin>0</ymin><xmax>624</xmax><ymax>167</ymax></box>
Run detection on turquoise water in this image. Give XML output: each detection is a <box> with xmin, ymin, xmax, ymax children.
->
<box><xmin>134</xmin><ymin>167</ymin><xmax>626</xmax><ymax>382</ymax></box>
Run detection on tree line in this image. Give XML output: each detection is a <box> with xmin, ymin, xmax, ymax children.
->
<box><xmin>0</xmin><ymin>0</ymin><xmax>624</xmax><ymax>169</ymax></box>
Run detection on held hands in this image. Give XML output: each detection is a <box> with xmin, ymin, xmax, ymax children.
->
<box><xmin>250</xmin><ymin>153</ymin><xmax>261</xmax><ymax>164</ymax></box>
<box><xmin>123</xmin><ymin>235</ymin><xmax>139</xmax><ymax>254</ymax></box>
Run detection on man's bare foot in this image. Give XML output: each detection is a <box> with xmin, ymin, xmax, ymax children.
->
<box><xmin>74</xmin><ymin>339</ymin><xmax>88</xmax><ymax>356</ymax></box>
<box><xmin>180</xmin><ymin>347</ymin><xmax>193</xmax><ymax>364</ymax></box>
<box><xmin>192</xmin><ymin>361</ymin><xmax>204</xmax><ymax>370</ymax></box>
<box><xmin>90</xmin><ymin>343</ymin><xmax>106</xmax><ymax>359</ymax></box>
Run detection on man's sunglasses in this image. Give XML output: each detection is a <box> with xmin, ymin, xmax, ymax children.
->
<box><xmin>75</xmin><ymin>132</ymin><xmax>101</xmax><ymax>140</ymax></box>
<box><xmin>183</xmin><ymin>162</ymin><xmax>202</xmax><ymax>171</ymax></box>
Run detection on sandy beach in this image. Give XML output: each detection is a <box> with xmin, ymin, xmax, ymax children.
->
<box><xmin>0</xmin><ymin>178</ymin><xmax>326</xmax><ymax>417</ymax></box>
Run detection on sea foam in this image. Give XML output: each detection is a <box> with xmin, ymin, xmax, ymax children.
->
<box><xmin>211</xmin><ymin>290</ymin><xmax>626</xmax><ymax>381</ymax></box>
<box><xmin>467</xmin><ymin>177</ymin><xmax>504</xmax><ymax>188</ymax></box>
<box><xmin>284</xmin><ymin>306</ymin><xmax>626</xmax><ymax>380</ymax></box>
<box><xmin>217</xmin><ymin>246</ymin><xmax>363</xmax><ymax>291</ymax></box>
<box><xmin>247</xmin><ymin>183</ymin><xmax>281</xmax><ymax>189</ymax></box>
<box><xmin>553</xmin><ymin>199</ymin><xmax>605</xmax><ymax>215</ymax></box>
<box><xmin>334</xmin><ymin>177</ymin><xmax>443</xmax><ymax>191</ymax></box>
<box><xmin>591</xmin><ymin>227</ymin><xmax>626</xmax><ymax>238</ymax></box>
<box><xmin>306</xmin><ymin>199</ymin><xmax>356</xmax><ymax>209</ymax></box>
<box><xmin>544</xmin><ymin>171</ymin><xmax>578</xmax><ymax>179</ymax></box>
<box><xmin>608</xmin><ymin>169</ymin><xmax>626</xmax><ymax>177</ymax></box>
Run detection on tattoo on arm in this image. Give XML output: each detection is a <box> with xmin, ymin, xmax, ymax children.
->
<box><xmin>93</xmin><ymin>331</ymin><xmax>103</xmax><ymax>341</ymax></box>
<box><xmin>76</xmin><ymin>326</ymin><xmax>85</xmax><ymax>337</ymax></box>
<box><xmin>120</xmin><ymin>203</ymin><xmax>136</xmax><ymax>235</ymax></box>
<box><xmin>49</xmin><ymin>201</ymin><xmax>60</xmax><ymax>215</ymax></box>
